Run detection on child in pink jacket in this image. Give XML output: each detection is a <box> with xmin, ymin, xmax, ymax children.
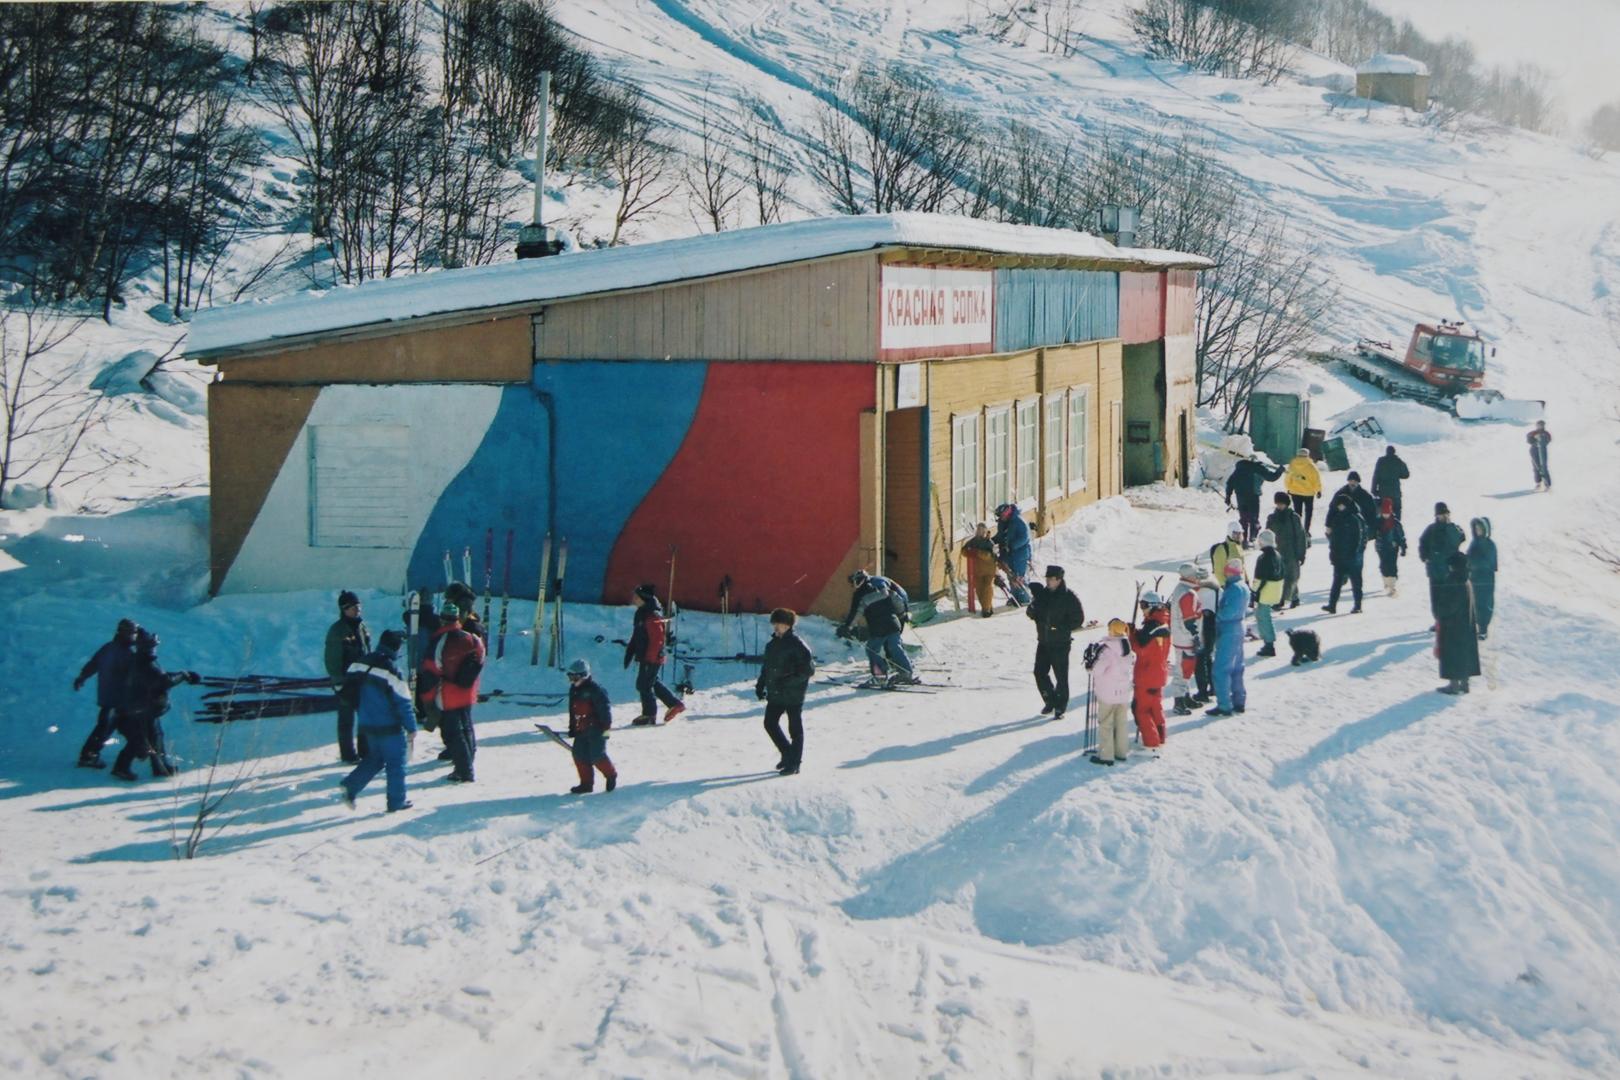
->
<box><xmin>1087</xmin><ymin>619</ymin><xmax>1136</xmax><ymax>766</ymax></box>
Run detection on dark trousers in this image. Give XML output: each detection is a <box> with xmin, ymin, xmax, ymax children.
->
<box><xmin>337</xmin><ymin>700</ymin><xmax>369</xmax><ymax>761</ymax></box>
<box><xmin>112</xmin><ymin>711</ymin><xmax>170</xmax><ymax>776</ymax></box>
<box><xmin>1195</xmin><ymin>637</ymin><xmax>1214</xmax><ymax>697</ymax></box>
<box><xmin>1329</xmin><ymin>559</ymin><xmax>1364</xmax><ymax>609</ymax></box>
<box><xmin>570</xmin><ymin>727</ymin><xmax>615</xmax><ymax>789</ymax></box>
<box><xmin>1292</xmin><ymin>494</ymin><xmax>1314</xmax><ymax>532</ymax></box>
<box><xmin>763</xmin><ymin>699</ymin><xmax>804</xmax><ymax>768</ymax></box>
<box><xmin>1236</xmin><ymin>501</ymin><xmax>1261</xmax><ymax>544</ymax></box>
<box><xmin>1475</xmin><ymin>579</ymin><xmax>1496</xmax><ymax>636</ymax></box>
<box><xmin>79</xmin><ymin>705</ymin><xmax>119</xmax><ymax>761</ymax></box>
<box><xmin>1282</xmin><ymin>560</ymin><xmax>1301</xmax><ymax>607</ymax></box>
<box><xmin>440</xmin><ymin>706</ymin><xmax>476</xmax><ymax>781</ymax></box>
<box><xmin>1034</xmin><ymin>642</ymin><xmax>1072</xmax><ymax>710</ymax></box>
<box><xmin>1531</xmin><ymin>448</ymin><xmax>1551</xmax><ymax>486</ymax></box>
<box><xmin>636</xmin><ymin>662</ymin><xmax>681</xmax><ymax>718</ymax></box>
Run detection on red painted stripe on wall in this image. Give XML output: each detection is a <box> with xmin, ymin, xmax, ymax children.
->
<box><xmin>603</xmin><ymin>362</ymin><xmax>875</xmax><ymax>615</ymax></box>
<box><xmin>1119</xmin><ymin>272</ymin><xmax>1164</xmax><ymax>345</ymax></box>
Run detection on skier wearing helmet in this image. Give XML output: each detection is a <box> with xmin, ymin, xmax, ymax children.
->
<box><xmin>1208</xmin><ymin>521</ymin><xmax>1249</xmax><ymax>581</ymax></box>
<box><xmin>1130</xmin><ymin>591</ymin><xmax>1171</xmax><ymax>748</ymax></box>
<box><xmin>564</xmin><ymin>658</ymin><xmax>617</xmax><ymax>793</ymax></box>
<box><xmin>992</xmin><ymin>504</ymin><xmax>1033</xmax><ymax>606</ymax></box>
<box><xmin>1167</xmin><ymin>565</ymin><xmax>1203</xmax><ymax>715</ymax></box>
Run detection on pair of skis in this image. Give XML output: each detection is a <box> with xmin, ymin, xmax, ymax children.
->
<box><xmin>440</xmin><ymin>530</ymin><xmax>518</xmax><ymax>658</ymax></box>
<box><xmin>531</xmin><ymin>532</ymin><xmax>570</xmax><ymax>667</ymax></box>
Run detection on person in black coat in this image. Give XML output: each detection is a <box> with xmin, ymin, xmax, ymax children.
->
<box><xmin>624</xmin><ymin>583</ymin><xmax>685</xmax><ymax>724</ymax></box>
<box><xmin>1264</xmin><ymin>492</ymin><xmax>1308</xmax><ymax>609</ymax></box>
<box><xmin>111</xmin><ymin>630</ymin><xmax>199</xmax><ymax>781</ymax></box>
<box><xmin>1226</xmin><ymin>455</ymin><xmax>1286</xmax><ymax>545</ymax></box>
<box><xmin>1026</xmin><ymin>565</ymin><xmax>1086</xmax><ymax>717</ymax></box>
<box><xmin>1527</xmin><ymin>420</ymin><xmax>1552</xmax><ymax>491</ymax></box>
<box><xmin>1467</xmin><ymin>518</ymin><xmax>1497</xmax><ymax>640</ymax></box>
<box><xmin>755</xmin><ymin>608</ymin><xmax>816</xmax><ymax>775</ymax></box>
<box><xmin>1417</xmin><ymin>502</ymin><xmax>1466</xmax><ymax>617</ymax></box>
<box><xmin>839</xmin><ymin>571</ymin><xmax>915</xmax><ymax>685</ymax></box>
<box><xmin>1322</xmin><ymin>495</ymin><xmax>1367</xmax><ymax>614</ymax></box>
<box><xmin>1434</xmin><ymin>553</ymin><xmax>1480</xmax><ymax>694</ymax></box>
<box><xmin>1328</xmin><ymin>471</ymin><xmax>1380</xmax><ymax>540</ymax></box>
<box><xmin>1371</xmin><ymin>446</ymin><xmax>1410</xmax><ymax>520</ymax></box>
<box><xmin>73</xmin><ymin>618</ymin><xmax>139</xmax><ymax>768</ymax></box>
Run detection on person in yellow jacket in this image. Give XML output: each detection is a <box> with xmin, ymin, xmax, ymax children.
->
<box><xmin>1207</xmin><ymin>521</ymin><xmax>1249</xmax><ymax>581</ymax></box>
<box><xmin>1284</xmin><ymin>450</ymin><xmax>1323</xmax><ymax>535</ymax></box>
<box><xmin>960</xmin><ymin>523</ymin><xmax>998</xmax><ymax>616</ymax></box>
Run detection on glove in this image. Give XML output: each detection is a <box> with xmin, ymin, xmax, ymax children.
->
<box><xmin>756</xmin><ymin>686</ymin><xmax>767</xmax><ymax>701</ymax></box>
<box><xmin>73</xmin><ymin>677</ymin><xmax>85</xmax><ymax>692</ymax></box>
<box><xmin>187</xmin><ymin>671</ymin><xmax>201</xmax><ymax>684</ymax></box>
<box><xmin>835</xmin><ymin>625</ymin><xmax>853</xmax><ymax>641</ymax></box>
<box><xmin>567</xmin><ymin>724</ymin><xmax>578</xmax><ymax>740</ymax></box>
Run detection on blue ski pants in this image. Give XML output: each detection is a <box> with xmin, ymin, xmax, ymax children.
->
<box><xmin>1214</xmin><ymin>630</ymin><xmax>1247</xmax><ymax>713</ymax></box>
<box><xmin>865</xmin><ymin>632</ymin><xmax>914</xmax><ymax>678</ymax></box>
<box><xmin>342</xmin><ymin>729</ymin><xmax>408</xmax><ymax>810</ymax></box>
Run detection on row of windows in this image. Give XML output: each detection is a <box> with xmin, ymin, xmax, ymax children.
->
<box><xmin>950</xmin><ymin>388</ymin><xmax>1089</xmax><ymax>538</ymax></box>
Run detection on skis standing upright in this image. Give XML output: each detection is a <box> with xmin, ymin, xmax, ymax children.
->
<box><xmin>548</xmin><ymin>538</ymin><xmax>569</xmax><ymax>668</ymax></box>
<box><xmin>531</xmin><ymin>532</ymin><xmax>552</xmax><ymax>666</ymax></box>
<box><xmin>442</xmin><ymin>549</ymin><xmax>454</xmax><ymax>588</ymax></box>
<box><xmin>481</xmin><ymin>528</ymin><xmax>495</xmax><ymax>629</ymax></box>
<box><xmin>719</xmin><ymin>575</ymin><xmax>732</xmax><ymax>655</ymax></box>
<box><xmin>462</xmin><ymin>545</ymin><xmax>473</xmax><ymax>589</ymax></box>
<box><xmin>664</xmin><ymin>546</ymin><xmax>678</xmax><ymax>684</ymax></box>
<box><xmin>496</xmin><ymin>528</ymin><xmax>514</xmax><ymax>659</ymax></box>
<box><xmin>405</xmin><ymin>589</ymin><xmax>420</xmax><ymax>695</ymax></box>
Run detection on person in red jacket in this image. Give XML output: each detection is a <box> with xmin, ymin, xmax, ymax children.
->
<box><xmin>625</xmin><ymin>583</ymin><xmax>685</xmax><ymax>725</ymax></box>
<box><xmin>1131</xmin><ymin>592</ymin><xmax>1172</xmax><ymax>749</ymax></box>
<box><xmin>419</xmin><ymin>601</ymin><xmax>485</xmax><ymax>783</ymax></box>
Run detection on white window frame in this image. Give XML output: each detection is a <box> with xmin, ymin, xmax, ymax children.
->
<box><xmin>951</xmin><ymin>413</ymin><xmax>980</xmax><ymax>540</ymax></box>
<box><xmin>983</xmin><ymin>403</ymin><xmax>1012</xmax><ymax>516</ymax></box>
<box><xmin>1015</xmin><ymin>396</ymin><xmax>1039</xmax><ymax>509</ymax></box>
<box><xmin>1044</xmin><ymin>391</ymin><xmax>1066</xmax><ymax>500</ymax></box>
<box><xmin>1067</xmin><ymin>386</ymin><xmax>1091</xmax><ymax>495</ymax></box>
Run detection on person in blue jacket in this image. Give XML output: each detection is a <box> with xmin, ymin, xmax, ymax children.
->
<box><xmin>73</xmin><ymin>617</ymin><xmax>139</xmax><ymax>768</ymax></box>
<box><xmin>993</xmin><ymin>503</ymin><xmax>1033</xmax><ymax>605</ymax></box>
<box><xmin>1468</xmin><ymin>518</ymin><xmax>1498</xmax><ymax>640</ymax></box>
<box><xmin>1207</xmin><ymin>558</ymin><xmax>1250</xmax><ymax>718</ymax></box>
<box><xmin>339</xmin><ymin>630</ymin><xmax>419</xmax><ymax>813</ymax></box>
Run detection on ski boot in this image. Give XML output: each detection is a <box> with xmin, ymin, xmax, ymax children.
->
<box><xmin>1256</xmin><ymin>643</ymin><xmax>1276</xmax><ymax>658</ymax></box>
<box><xmin>631</xmin><ymin>714</ymin><xmax>656</xmax><ymax>727</ymax></box>
<box><xmin>569</xmin><ymin>782</ymin><xmax>593</xmax><ymax>795</ymax></box>
<box><xmin>76</xmin><ymin>754</ymin><xmax>106</xmax><ymax>769</ymax></box>
<box><xmin>663</xmin><ymin>703</ymin><xmax>687</xmax><ymax>723</ymax></box>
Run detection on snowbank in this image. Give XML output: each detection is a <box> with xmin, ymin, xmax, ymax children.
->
<box><xmin>1327</xmin><ymin>400</ymin><xmax>1460</xmax><ymax>445</ymax></box>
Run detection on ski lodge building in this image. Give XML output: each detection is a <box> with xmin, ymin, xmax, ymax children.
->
<box><xmin>187</xmin><ymin>214</ymin><xmax>1208</xmax><ymax>618</ymax></box>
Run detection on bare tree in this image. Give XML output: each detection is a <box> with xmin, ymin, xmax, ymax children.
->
<box><xmin>1129</xmin><ymin>0</ymin><xmax>1306</xmax><ymax>85</ymax></box>
<box><xmin>0</xmin><ymin>295</ymin><xmax>111</xmax><ymax>507</ymax></box>
<box><xmin>682</xmin><ymin>84</ymin><xmax>744</xmax><ymax>233</ymax></box>
<box><xmin>741</xmin><ymin>106</ymin><xmax>792</xmax><ymax>226</ymax></box>
<box><xmin>1589</xmin><ymin>101</ymin><xmax>1620</xmax><ymax>156</ymax></box>
<box><xmin>605</xmin><ymin>85</ymin><xmax>677</xmax><ymax>245</ymax></box>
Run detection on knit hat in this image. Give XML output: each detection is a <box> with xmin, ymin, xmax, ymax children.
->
<box><xmin>1256</xmin><ymin>529</ymin><xmax>1276</xmax><ymax>548</ymax></box>
<box><xmin>1225</xmin><ymin>558</ymin><xmax>1245</xmax><ymax>577</ymax></box>
<box><xmin>1435</xmin><ymin>501</ymin><xmax>1449</xmax><ymax>515</ymax></box>
<box><xmin>136</xmin><ymin>628</ymin><xmax>159</xmax><ymax>653</ymax></box>
<box><xmin>566</xmin><ymin>658</ymin><xmax>591</xmax><ymax>678</ymax></box>
<box><xmin>1044</xmin><ymin>565</ymin><xmax>1065</xmax><ymax>579</ymax></box>
<box><xmin>1179</xmin><ymin>562</ymin><xmax>1201</xmax><ymax>581</ymax></box>
<box><xmin>338</xmin><ymin>589</ymin><xmax>360</xmax><ymax>609</ymax></box>
<box><xmin>116</xmin><ymin>618</ymin><xmax>137</xmax><ymax>635</ymax></box>
<box><xmin>378</xmin><ymin>629</ymin><xmax>406</xmax><ymax>655</ymax></box>
<box><xmin>439</xmin><ymin>600</ymin><xmax>460</xmax><ymax>620</ymax></box>
<box><xmin>445</xmin><ymin>581</ymin><xmax>477</xmax><ymax>609</ymax></box>
<box><xmin>770</xmin><ymin>607</ymin><xmax>797</xmax><ymax>627</ymax></box>
<box><xmin>1346</xmin><ymin>470</ymin><xmax>1361</xmax><ymax>482</ymax></box>
<box><xmin>1273</xmin><ymin>490</ymin><xmax>1291</xmax><ymax>504</ymax></box>
<box><xmin>634</xmin><ymin>582</ymin><xmax>658</xmax><ymax>602</ymax></box>
<box><xmin>1227</xmin><ymin>521</ymin><xmax>1243</xmax><ymax>538</ymax></box>
<box><xmin>1380</xmin><ymin>497</ymin><xmax>1395</xmax><ymax>515</ymax></box>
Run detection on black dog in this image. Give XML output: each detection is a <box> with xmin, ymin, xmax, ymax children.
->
<box><xmin>1287</xmin><ymin>629</ymin><xmax>1321</xmax><ymax>666</ymax></box>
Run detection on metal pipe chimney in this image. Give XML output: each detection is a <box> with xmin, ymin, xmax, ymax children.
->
<box><xmin>517</xmin><ymin>71</ymin><xmax>564</xmax><ymax>260</ymax></box>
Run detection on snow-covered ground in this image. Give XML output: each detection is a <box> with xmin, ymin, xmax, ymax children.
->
<box><xmin>4</xmin><ymin>1</ymin><xmax>1620</xmax><ymax>1077</ymax></box>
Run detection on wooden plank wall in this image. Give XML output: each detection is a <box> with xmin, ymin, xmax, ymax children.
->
<box><xmin>214</xmin><ymin>315</ymin><xmax>532</xmax><ymax>384</ymax></box>
<box><xmin>533</xmin><ymin>254</ymin><xmax>879</xmax><ymax>362</ymax></box>
<box><xmin>993</xmin><ymin>270</ymin><xmax>1119</xmax><ymax>353</ymax></box>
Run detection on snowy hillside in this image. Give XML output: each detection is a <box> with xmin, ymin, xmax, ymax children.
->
<box><xmin>4</xmin><ymin>1</ymin><xmax>1620</xmax><ymax>1077</ymax></box>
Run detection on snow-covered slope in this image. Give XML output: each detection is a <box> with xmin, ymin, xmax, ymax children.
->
<box><xmin>4</xmin><ymin>2</ymin><xmax>1620</xmax><ymax>1077</ymax></box>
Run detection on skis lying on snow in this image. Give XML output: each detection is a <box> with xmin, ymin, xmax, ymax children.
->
<box><xmin>197</xmin><ymin>675</ymin><xmax>330</xmax><ymax>697</ymax></box>
<box><xmin>198</xmin><ymin>693</ymin><xmax>339</xmax><ymax>723</ymax></box>
<box><xmin>480</xmin><ymin>689</ymin><xmax>566</xmax><ymax>707</ymax></box>
<box><xmin>831</xmin><ymin>676</ymin><xmax>944</xmax><ymax>693</ymax></box>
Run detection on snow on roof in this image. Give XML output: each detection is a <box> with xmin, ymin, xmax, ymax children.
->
<box><xmin>1356</xmin><ymin>53</ymin><xmax>1430</xmax><ymax>77</ymax></box>
<box><xmin>186</xmin><ymin>212</ymin><xmax>1211</xmax><ymax>358</ymax></box>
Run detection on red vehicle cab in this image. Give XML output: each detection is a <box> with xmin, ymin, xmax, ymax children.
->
<box><xmin>1404</xmin><ymin>320</ymin><xmax>1487</xmax><ymax>392</ymax></box>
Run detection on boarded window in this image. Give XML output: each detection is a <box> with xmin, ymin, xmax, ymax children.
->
<box><xmin>1067</xmin><ymin>388</ymin><xmax>1090</xmax><ymax>493</ymax></box>
<box><xmin>984</xmin><ymin>405</ymin><xmax>1011</xmax><ymax>512</ymax></box>
<box><xmin>1015</xmin><ymin>399</ymin><xmax>1038</xmax><ymax>503</ymax></box>
<box><xmin>951</xmin><ymin>414</ymin><xmax>980</xmax><ymax>538</ymax></box>
<box><xmin>308</xmin><ymin>425</ymin><xmax>411</xmax><ymax>548</ymax></box>
<box><xmin>1045</xmin><ymin>393</ymin><xmax>1065</xmax><ymax>498</ymax></box>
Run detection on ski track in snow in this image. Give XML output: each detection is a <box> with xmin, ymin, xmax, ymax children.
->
<box><xmin>5</xmin><ymin>1</ymin><xmax>1620</xmax><ymax>1077</ymax></box>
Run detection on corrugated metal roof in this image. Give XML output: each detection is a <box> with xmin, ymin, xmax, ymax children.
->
<box><xmin>188</xmin><ymin>213</ymin><xmax>1211</xmax><ymax>359</ymax></box>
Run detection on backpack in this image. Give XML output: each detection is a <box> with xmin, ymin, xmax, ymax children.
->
<box><xmin>872</xmin><ymin>576</ymin><xmax>910</xmax><ymax>619</ymax></box>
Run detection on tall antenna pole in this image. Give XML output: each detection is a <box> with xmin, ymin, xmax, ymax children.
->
<box><xmin>516</xmin><ymin>71</ymin><xmax>563</xmax><ymax>260</ymax></box>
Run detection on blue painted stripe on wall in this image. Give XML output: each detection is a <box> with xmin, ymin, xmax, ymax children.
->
<box><xmin>993</xmin><ymin>269</ymin><xmax>1120</xmax><ymax>353</ymax></box>
<box><xmin>533</xmin><ymin>361</ymin><xmax>708</xmax><ymax>603</ymax></box>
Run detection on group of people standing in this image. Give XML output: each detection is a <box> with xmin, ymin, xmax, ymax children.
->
<box><xmin>71</xmin><ymin>619</ymin><xmax>200</xmax><ymax>781</ymax></box>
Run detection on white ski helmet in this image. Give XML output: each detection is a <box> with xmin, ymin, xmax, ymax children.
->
<box><xmin>1179</xmin><ymin>562</ymin><xmax>1201</xmax><ymax>581</ymax></box>
<box><xmin>1140</xmin><ymin>590</ymin><xmax>1164</xmax><ymax>607</ymax></box>
<box><xmin>566</xmin><ymin>658</ymin><xmax>591</xmax><ymax>679</ymax></box>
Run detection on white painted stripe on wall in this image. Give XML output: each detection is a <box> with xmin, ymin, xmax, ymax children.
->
<box><xmin>220</xmin><ymin>384</ymin><xmax>504</xmax><ymax>595</ymax></box>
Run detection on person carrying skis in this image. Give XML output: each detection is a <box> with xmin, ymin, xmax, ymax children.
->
<box><xmin>1328</xmin><ymin>471</ymin><xmax>1380</xmax><ymax>543</ymax></box>
<box><xmin>1208</xmin><ymin>521</ymin><xmax>1248</xmax><ymax>582</ymax></box>
<box><xmin>1225</xmin><ymin>454</ymin><xmax>1285</xmax><ymax>545</ymax></box>
<box><xmin>325</xmin><ymin>590</ymin><xmax>373</xmax><ymax>764</ymax></box>
<box><xmin>1434</xmin><ymin>553</ymin><xmax>1480</xmax><ymax>694</ymax></box>
<box><xmin>1284</xmin><ymin>448</ymin><xmax>1323</xmax><ymax>535</ymax></box>
<box><xmin>564</xmin><ymin>658</ymin><xmax>617</xmax><ymax>793</ymax></box>
<box><xmin>993</xmin><ymin>503</ymin><xmax>1034</xmax><ymax>606</ymax></box>
<box><xmin>1252</xmin><ymin>530</ymin><xmax>1286</xmax><ymax>657</ymax></box>
<box><xmin>1086</xmin><ymin>619</ymin><xmax>1136</xmax><ymax>766</ymax></box>
<box><xmin>1374</xmin><ymin>497</ymin><xmax>1408</xmax><ymax>598</ymax></box>
<box><xmin>755</xmin><ymin>608</ymin><xmax>815</xmax><ymax>775</ymax></box>
<box><xmin>1207</xmin><ymin>560</ymin><xmax>1250</xmax><ymax>718</ymax></box>
<box><xmin>110</xmin><ymin>629</ymin><xmax>199</xmax><ymax>782</ymax></box>
<box><xmin>1131</xmin><ymin>592</ymin><xmax>1171</xmax><ymax>747</ymax></box>
<box><xmin>1194</xmin><ymin>573</ymin><xmax>1221</xmax><ymax>704</ymax></box>
<box><xmin>838</xmin><ymin>570</ymin><xmax>917</xmax><ymax>687</ymax></box>
<box><xmin>73</xmin><ymin>617</ymin><xmax>139</xmax><ymax>769</ymax></box>
<box><xmin>1167</xmin><ymin>563</ymin><xmax>1203</xmax><ymax>716</ymax></box>
<box><xmin>1026</xmin><ymin>565</ymin><xmax>1086</xmax><ymax>718</ymax></box>
<box><xmin>1527</xmin><ymin>420</ymin><xmax>1552</xmax><ymax>491</ymax></box>
<box><xmin>1418</xmin><ymin>502</ymin><xmax>1466</xmax><ymax>617</ymax></box>
<box><xmin>1323</xmin><ymin>494</ymin><xmax>1367</xmax><ymax>614</ymax></box>
<box><xmin>1468</xmin><ymin>517</ymin><xmax>1497</xmax><ymax>640</ymax></box>
<box><xmin>1265</xmin><ymin>491</ymin><xmax>1308</xmax><ymax>609</ymax></box>
<box><xmin>1371</xmin><ymin>445</ymin><xmax>1410</xmax><ymax>521</ymax></box>
<box><xmin>625</xmin><ymin>583</ymin><xmax>686</xmax><ymax>725</ymax></box>
<box><xmin>418</xmin><ymin>600</ymin><xmax>484</xmax><ymax>784</ymax></box>
<box><xmin>961</xmin><ymin>523</ymin><xmax>998</xmax><ymax>616</ymax></box>
<box><xmin>338</xmin><ymin>629</ymin><xmax>418</xmax><ymax>813</ymax></box>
